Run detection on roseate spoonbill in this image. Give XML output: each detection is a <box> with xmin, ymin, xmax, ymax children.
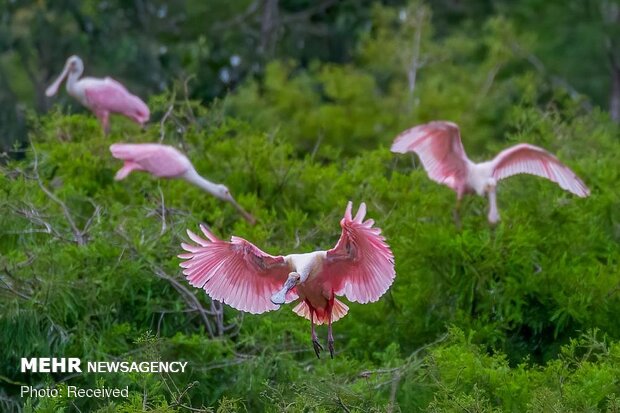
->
<box><xmin>46</xmin><ymin>55</ymin><xmax>149</xmax><ymax>134</ymax></box>
<box><xmin>110</xmin><ymin>143</ymin><xmax>256</xmax><ymax>224</ymax></box>
<box><xmin>178</xmin><ymin>202</ymin><xmax>395</xmax><ymax>358</ymax></box>
<box><xmin>391</xmin><ymin>121</ymin><xmax>590</xmax><ymax>224</ymax></box>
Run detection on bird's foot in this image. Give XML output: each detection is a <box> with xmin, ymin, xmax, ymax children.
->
<box><xmin>328</xmin><ymin>339</ymin><xmax>335</xmax><ymax>359</ymax></box>
<box><xmin>312</xmin><ymin>339</ymin><xmax>323</xmax><ymax>359</ymax></box>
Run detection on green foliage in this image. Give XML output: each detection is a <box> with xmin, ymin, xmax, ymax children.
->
<box><xmin>1</xmin><ymin>1</ymin><xmax>619</xmax><ymax>412</ymax></box>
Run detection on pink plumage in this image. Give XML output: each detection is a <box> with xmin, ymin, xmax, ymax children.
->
<box><xmin>83</xmin><ymin>78</ymin><xmax>150</xmax><ymax>126</ymax></box>
<box><xmin>391</xmin><ymin>121</ymin><xmax>590</xmax><ymax>224</ymax></box>
<box><xmin>109</xmin><ymin>142</ymin><xmax>257</xmax><ymax>224</ymax></box>
<box><xmin>178</xmin><ymin>202</ymin><xmax>396</xmax><ymax>358</ymax></box>
<box><xmin>110</xmin><ymin>143</ymin><xmax>192</xmax><ymax>180</ymax></box>
<box><xmin>46</xmin><ymin>55</ymin><xmax>150</xmax><ymax>134</ymax></box>
<box><xmin>325</xmin><ymin>202</ymin><xmax>395</xmax><ymax>304</ymax></box>
<box><xmin>391</xmin><ymin>121</ymin><xmax>469</xmax><ymax>192</ymax></box>
<box><xmin>491</xmin><ymin>143</ymin><xmax>590</xmax><ymax>197</ymax></box>
<box><xmin>180</xmin><ymin>225</ymin><xmax>293</xmax><ymax>314</ymax></box>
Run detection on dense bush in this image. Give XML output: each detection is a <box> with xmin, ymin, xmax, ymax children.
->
<box><xmin>1</xmin><ymin>2</ymin><xmax>619</xmax><ymax>412</ymax></box>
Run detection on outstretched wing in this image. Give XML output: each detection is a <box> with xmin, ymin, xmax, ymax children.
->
<box><xmin>492</xmin><ymin>144</ymin><xmax>590</xmax><ymax>197</ymax></box>
<box><xmin>390</xmin><ymin>121</ymin><xmax>470</xmax><ymax>190</ymax></box>
<box><xmin>323</xmin><ymin>202</ymin><xmax>395</xmax><ymax>304</ymax></box>
<box><xmin>178</xmin><ymin>224</ymin><xmax>294</xmax><ymax>314</ymax></box>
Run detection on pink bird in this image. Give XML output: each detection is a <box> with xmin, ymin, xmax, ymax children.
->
<box><xmin>178</xmin><ymin>202</ymin><xmax>395</xmax><ymax>358</ymax></box>
<box><xmin>110</xmin><ymin>143</ymin><xmax>256</xmax><ymax>224</ymax></box>
<box><xmin>391</xmin><ymin>121</ymin><xmax>590</xmax><ymax>224</ymax></box>
<box><xmin>46</xmin><ymin>55</ymin><xmax>149</xmax><ymax>134</ymax></box>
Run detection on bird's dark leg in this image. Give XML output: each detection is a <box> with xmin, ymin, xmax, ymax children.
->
<box><xmin>327</xmin><ymin>308</ymin><xmax>335</xmax><ymax>359</ymax></box>
<box><xmin>453</xmin><ymin>193</ymin><xmax>463</xmax><ymax>229</ymax></box>
<box><xmin>310</xmin><ymin>309</ymin><xmax>322</xmax><ymax>359</ymax></box>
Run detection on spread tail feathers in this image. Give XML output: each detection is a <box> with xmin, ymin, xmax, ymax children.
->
<box><xmin>292</xmin><ymin>298</ymin><xmax>349</xmax><ymax>325</ymax></box>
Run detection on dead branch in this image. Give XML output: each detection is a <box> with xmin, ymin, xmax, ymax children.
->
<box><xmin>9</xmin><ymin>203</ymin><xmax>70</xmax><ymax>242</ymax></box>
<box><xmin>0</xmin><ymin>274</ymin><xmax>34</xmax><ymax>301</ymax></box>
<box><xmin>477</xmin><ymin>63</ymin><xmax>501</xmax><ymax>107</ymax></box>
<box><xmin>152</xmin><ymin>266</ymin><xmax>217</xmax><ymax>337</ymax></box>
<box><xmin>358</xmin><ymin>331</ymin><xmax>450</xmax><ymax>397</ymax></box>
<box><xmin>211</xmin><ymin>299</ymin><xmax>225</xmax><ymax>336</ymax></box>
<box><xmin>159</xmin><ymin>104</ymin><xmax>175</xmax><ymax>143</ymax></box>
<box><xmin>407</xmin><ymin>7</ymin><xmax>426</xmax><ymax>96</ymax></box>
<box><xmin>510</xmin><ymin>41</ymin><xmax>593</xmax><ymax>111</ymax></box>
<box><xmin>183</xmin><ymin>75</ymin><xmax>197</xmax><ymax>125</ymax></box>
<box><xmin>158</xmin><ymin>186</ymin><xmax>167</xmax><ymax>235</ymax></box>
<box><xmin>30</xmin><ymin>143</ymin><xmax>87</xmax><ymax>245</ymax></box>
<box><xmin>82</xmin><ymin>200</ymin><xmax>102</xmax><ymax>234</ymax></box>
<box><xmin>212</xmin><ymin>0</ymin><xmax>261</xmax><ymax>31</ymax></box>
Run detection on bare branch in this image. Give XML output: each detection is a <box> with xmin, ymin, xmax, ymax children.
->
<box><xmin>0</xmin><ymin>275</ymin><xmax>34</xmax><ymax>301</ymax></box>
<box><xmin>407</xmin><ymin>7</ymin><xmax>426</xmax><ymax>95</ymax></box>
<box><xmin>159</xmin><ymin>104</ymin><xmax>175</xmax><ymax>143</ymax></box>
<box><xmin>30</xmin><ymin>142</ymin><xmax>86</xmax><ymax>245</ymax></box>
<box><xmin>183</xmin><ymin>75</ymin><xmax>197</xmax><ymax>126</ymax></box>
<box><xmin>510</xmin><ymin>41</ymin><xmax>593</xmax><ymax>111</ymax></box>
<box><xmin>211</xmin><ymin>0</ymin><xmax>261</xmax><ymax>31</ymax></box>
<box><xmin>158</xmin><ymin>186</ymin><xmax>167</xmax><ymax>236</ymax></box>
<box><xmin>152</xmin><ymin>266</ymin><xmax>216</xmax><ymax>338</ymax></box>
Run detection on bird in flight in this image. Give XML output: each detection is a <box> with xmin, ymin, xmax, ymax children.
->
<box><xmin>110</xmin><ymin>143</ymin><xmax>256</xmax><ymax>224</ymax></box>
<box><xmin>391</xmin><ymin>121</ymin><xmax>590</xmax><ymax>224</ymax></box>
<box><xmin>178</xmin><ymin>202</ymin><xmax>395</xmax><ymax>358</ymax></box>
<box><xmin>46</xmin><ymin>55</ymin><xmax>149</xmax><ymax>134</ymax></box>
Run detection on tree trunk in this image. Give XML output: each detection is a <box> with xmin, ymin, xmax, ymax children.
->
<box><xmin>259</xmin><ymin>0</ymin><xmax>279</xmax><ymax>57</ymax></box>
<box><xmin>610</xmin><ymin>58</ymin><xmax>620</xmax><ymax>123</ymax></box>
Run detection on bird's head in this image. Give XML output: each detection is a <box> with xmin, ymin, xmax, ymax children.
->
<box><xmin>66</xmin><ymin>55</ymin><xmax>84</xmax><ymax>75</ymax></box>
<box><xmin>214</xmin><ymin>184</ymin><xmax>233</xmax><ymax>201</ymax></box>
<box><xmin>46</xmin><ymin>55</ymin><xmax>84</xmax><ymax>97</ymax></box>
<box><xmin>479</xmin><ymin>177</ymin><xmax>497</xmax><ymax>196</ymax></box>
<box><xmin>270</xmin><ymin>272</ymin><xmax>301</xmax><ymax>305</ymax></box>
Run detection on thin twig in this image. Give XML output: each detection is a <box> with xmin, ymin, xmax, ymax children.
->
<box><xmin>159</xmin><ymin>104</ymin><xmax>175</xmax><ymax>143</ymax></box>
<box><xmin>183</xmin><ymin>75</ymin><xmax>196</xmax><ymax>125</ymax></box>
<box><xmin>0</xmin><ymin>275</ymin><xmax>33</xmax><ymax>301</ymax></box>
<box><xmin>152</xmin><ymin>267</ymin><xmax>216</xmax><ymax>337</ymax></box>
<box><xmin>158</xmin><ymin>186</ymin><xmax>167</xmax><ymax>235</ymax></box>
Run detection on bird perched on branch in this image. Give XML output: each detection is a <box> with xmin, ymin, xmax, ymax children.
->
<box><xmin>46</xmin><ymin>55</ymin><xmax>149</xmax><ymax>134</ymax></box>
<box><xmin>110</xmin><ymin>143</ymin><xmax>256</xmax><ymax>224</ymax></box>
<box><xmin>391</xmin><ymin>121</ymin><xmax>590</xmax><ymax>224</ymax></box>
<box><xmin>178</xmin><ymin>202</ymin><xmax>395</xmax><ymax>358</ymax></box>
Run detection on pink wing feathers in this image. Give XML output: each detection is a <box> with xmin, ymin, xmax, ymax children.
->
<box><xmin>323</xmin><ymin>202</ymin><xmax>395</xmax><ymax>304</ymax></box>
<box><xmin>83</xmin><ymin>77</ymin><xmax>149</xmax><ymax>125</ymax></box>
<box><xmin>109</xmin><ymin>143</ymin><xmax>193</xmax><ymax>180</ymax></box>
<box><xmin>492</xmin><ymin>144</ymin><xmax>590</xmax><ymax>197</ymax></box>
<box><xmin>178</xmin><ymin>224</ymin><xmax>295</xmax><ymax>314</ymax></box>
<box><xmin>391</xmin><ymin>121</ymin><xmax>470</xmax><ymax>190</ymax></box>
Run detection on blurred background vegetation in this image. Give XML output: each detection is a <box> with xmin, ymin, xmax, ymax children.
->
<box><xmin>2</xmin><ymin>0</ymin><xmax>620</xmax><ymax>152</ymax></box>
<box><xmin>0</xmin><ymin>0</ymin><xmax>619</xmax><ymax>412</ymax></box>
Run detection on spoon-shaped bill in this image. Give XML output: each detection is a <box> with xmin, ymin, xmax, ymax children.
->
<box><xmin>46</xmin><ymin>62</ymin><xmax>70</xmax><ymax>97</ymax></box>
<box><xmin>270</xmin><ymin>272</ymin><xmax>300</xmax><ymax>305</ymax></box>
<box><xmin>228</xmin><ymin>197</ymin><xmax>257</xmax><ymax>225</ymax></box>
